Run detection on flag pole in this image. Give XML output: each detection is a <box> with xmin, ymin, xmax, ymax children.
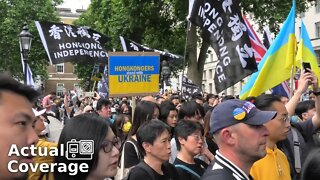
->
<box><xmin>180</xmin><ymin>21</ymin><xmax>191</xmax><ymax>98</ymax></box>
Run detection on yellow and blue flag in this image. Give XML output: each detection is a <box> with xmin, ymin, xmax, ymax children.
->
<box><xmin>296</xmin><ymin>21</ymin><xmax>320</xmax><ymax>85</ymax></box>
<box><xmin>240</xmin><ymin>3</ymin><xmax>296</xmax><ymax>99</ymax></box>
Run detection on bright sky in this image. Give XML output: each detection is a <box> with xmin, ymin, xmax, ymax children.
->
<box><xmin>57</xmin><ymin>0</ymin><xmax>91</xmax><ymax>12</ymax></box>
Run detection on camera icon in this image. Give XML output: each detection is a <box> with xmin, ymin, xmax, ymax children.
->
<box><xmin>66</xmin><ymin>139</ymin><xmax>94</xmax><ymax>160</ymax></box>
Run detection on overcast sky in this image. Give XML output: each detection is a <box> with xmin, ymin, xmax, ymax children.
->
<box><xmin>57</xmin><ymin>0</ymin><xmax>91</xmax><ymax>11</ymax></box>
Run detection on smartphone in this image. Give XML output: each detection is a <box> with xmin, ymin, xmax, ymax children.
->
<box><xmin>302</xmin><ymin>62</ymin><xmax>311</xmax><ymax>72</ymax></box>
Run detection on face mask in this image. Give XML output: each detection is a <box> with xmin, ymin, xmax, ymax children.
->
<box><xmin>122</xmin><ymin>122</ymin><xmax>132</xmax><ymax>133</ymax></box>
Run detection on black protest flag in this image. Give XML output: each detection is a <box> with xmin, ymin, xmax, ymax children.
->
<box><xmin>263</xmin><ymin>26</ymin><xmax>272</xmax><ymax>49</ymax></box>
<box><xmin>35</xmin><ymin>21</ymin><xmax>110</xmax><ymax>64</ymax></box>
<box><xmin>182</xmin><ymin>76</ymin><xmax>202</xmax><ymax>97</ymax></box>
<box><xmin>189</xmin><ymin>0</ymin><xmax>257</xmax><ymax>93</ymax></box>
<box><xmin>119</xmin><ymin>36</ymin><xmax>184</xmax><ymax>65</ymax></box>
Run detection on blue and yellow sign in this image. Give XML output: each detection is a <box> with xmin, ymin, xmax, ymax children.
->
<box><xmin>108</xmin><ymin>52</ymin><xmax>160</xmax><ymax>96</ymax></box>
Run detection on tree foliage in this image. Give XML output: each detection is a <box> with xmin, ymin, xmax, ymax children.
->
<box><xmin>0</xmin><ymin>0</ymin><xmax>62</xmax><ymax>81</ymax></box>
<box><xmin>75</xmin><ymin>0</ymin><xmax>316</xmax><ymax>88</ymax></box>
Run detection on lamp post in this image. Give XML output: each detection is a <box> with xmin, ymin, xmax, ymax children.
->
<box><xmin>18</xmin><ymin>22</ymin><xmax>33</xmax><ymax>84</ymax></box>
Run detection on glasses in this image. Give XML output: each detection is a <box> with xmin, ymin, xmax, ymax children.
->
<box><xmin>100</xmin><ymin>137</ymin><xmax>121</xmax><ymax>153</ymax></box>
<box><xmin>190</xmin><ymin>134</ymin><xmax>203</xmax><ymax>141</ymax></box>
<box><xmin>277</xmin><ymin>115</ymin><xmax>290</xmax><ymax>123</ymax></box>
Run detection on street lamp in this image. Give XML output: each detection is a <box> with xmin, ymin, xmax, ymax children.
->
<box><xmin>18</xmin><ymin>22</ymin><xmax>33</xmax><ymax>84</ymax></box>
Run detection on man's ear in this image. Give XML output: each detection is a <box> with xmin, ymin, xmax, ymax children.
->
<box><xmin>177</xmin><ymin>137</ymin><xmax>186</xmax><ymax>146</ymax></box>
<box><xmin>220</xmin><ymin>128</ymin><xmax>236</xmax><ymax>145</ymax></box>
<box><xmin>142</xmin><ymin>142</ymin><xmax>152</xmax><ymax>153</ymax></box>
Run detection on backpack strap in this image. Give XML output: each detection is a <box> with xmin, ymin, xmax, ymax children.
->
<box><xmin>136</xmin><ymin>162</ymin><xmax>156</xmax><ymax>180</ymax></box>
<box><xmin>126</xmin><ymin>139</ymin><xmax>141</xmax><ymax>159</ymax></box>
<box><xmin>175</xmin><ymin>164</ymin><xmax>201</xmax><ymax>179</ymax></box>
<box><xmin>292</xmin><ymin>128</ymin><xmax>301</xmax><ymax>173</ymax></box>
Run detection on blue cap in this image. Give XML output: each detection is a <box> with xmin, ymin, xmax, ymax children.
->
<box><xmin>210</xmin><ymin>99</ymin><xmax>276</xmax><ymax>135</ymax></box>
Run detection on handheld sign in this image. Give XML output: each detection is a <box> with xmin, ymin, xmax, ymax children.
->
<box><xmin>108</xmin><ymin>52</ymin><xmax>160</xmax><ymax>97</ymax></box>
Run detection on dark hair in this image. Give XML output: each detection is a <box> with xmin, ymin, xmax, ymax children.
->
<box><xmin>170</xmin><ymin>95</ymin><xmax>180</xmax><ymax>101</ymax></box>
<box><xmin>295</xmin><ymin>100</ymin><xmax>315</xmax><ymax>119</ymax></box>
<box><xmin>0</xmin><ymin>73</ymin><xmax>39</xmax><ymax>102</ymax></box>
<box><xmin>136</xmin><ymin>119</ymin><xmax>170</xmax><ymax>156</ymax></box>
<box><xmin>159</xmin><ymin>101</ymin><xmax>177</xmax><ymax>124</ymax></box>
<box><xmin>178</xmin><ymin>101</ymin><xmax>204</xmax><ymax>120</ymax></box>
<box><xmin>203</xmin><ymin>109</ymin><xmax>213</xmax><ymax>138</ymax></box>
<box><xmin>301</xmin><ymin>148</ymin><xmax>320</xmax><ymax>180</ymax></box>
<box><xmin>128</xmin><ymin>101</ymin><xmax>158</xmax><ymax>137</ymax></box>
<box><xmin>221</xmin><ymin>95</ymin><xmax>235</xmax><ymax>102</ymax></box>
<box><xmin>54</xmin><ymin>114</ymin><xmax>109</xmax><ymax>180</ymax></box>
<box><xmin>112</xmin><ymin>114</ymin><xmax>131</xmax><ymax>141</ymax></box>
<box><xmin>253</xmin><ymin>94</ymin><xmax>282</xmax><ymax>111</ymax></box>
<box><xmin>206</xmin><ymin>94</ymin><xmax>216</xmax><ymax>102</ymax></box>
<box><xmin>174</xmin><ymin>119</ymin><xmax>204</xmax><ymax>151</ymax></box>
<box><xmin>96</xmin><ymin>98</ymin><xmax>111</xmax><ymax>111</ymax></box>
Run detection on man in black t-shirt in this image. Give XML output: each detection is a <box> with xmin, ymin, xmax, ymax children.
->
<box><xmin>173</xmin><ymin>120</ymin><xmax>208</xmax><ymax>180</ymax></box>
<box><xmin>127</xmin><ymin>120</ymin><xmax>179</xmax><ymax>180</ymax></box>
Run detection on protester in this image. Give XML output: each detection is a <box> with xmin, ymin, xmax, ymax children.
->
<box><xmin>251</xmin><ymin>94</ymin><xmax>291</xmax><ymax>180</ymax></box>
<box><xmin>174</xmin><ymin>120</ymin><xmax>208</xmax><ymax>180</ymax></box>
<box><xmin>96</xmin><ymin>98</ymin><xmax>112</xmax><ymax>122</ymax></box>
<box><xmin>203</xmin><ymin>109</ymin><xmax>218</xmax><ymax>155</ymax></box>
<box><xmin>203</xmin><ymin>94</ymin><xmax>219</xmax><ymax>113</ymax></box>
<box><xmin>0</xmin><ymin>74</ymin><xmax>39</xmax><ymax>179</ymax></box>
<box><xmin>127</xmin><ymin>120</ymin><xmax>180</xmax><ymax>180</ymax></box>
<box><xmin>123</xmin><ymin>101</ymin><xmax>160</xmax><ymax>168</ymax></box>
<box><xmin>42</xmin><ymin>91</ymin><xmax>56</xmax><ymax>113</ymax></box>
<box><xmin>54</xmin><ymin>113</ymin><xmax>120</xmax><ymax>180</ymax></box>
<box><xmin>201</xmin><ymin>99</ymin><xmax>276</xmax><ymax>180</ymax></box>
<box><xmin>159</xmin><ymin>101</ymin><xmax>178</xmax><ymax>133</ymax></box>
<box><xmin>276</xmin><ymin>70</ymin><xmax>320</xmax><ymax>180</ymax></box>
<box><xmin>28</xmin><ymin>108</ymin><xmax>57</xmax><ymax>180</ymax></box>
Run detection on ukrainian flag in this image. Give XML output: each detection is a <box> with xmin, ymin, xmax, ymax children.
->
<box><xmin>296</xmin><ymin>21</ymin><xmax>320</xmax><ymax>85</ymax></box>
<box><xmin>240</xmin><ymin>3</ymin><xmax>296</xmax><ymax>99</ymax></box>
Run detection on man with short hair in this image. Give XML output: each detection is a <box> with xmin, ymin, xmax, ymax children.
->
<box><xmin>96</xmin><ymin>98</ymin><xmax>112</xmax><ymax>120</ymax></box>
<box><xmin>201</xmin><ymin>99</ymin><xmax>276</xmax><ymax>180</ymax></box>
<box><xmin>0</xmin><ymin>74</ymin><xmax>39</xmax><ymax>179</ymax></box>
<box><xmin>127</xmin><ymin>120</ymin><xmax>179</xmax><ymax>180</ymax></box>
<box><xmin>174</xmin><ymin>120</ymin><xmax>208</xmax><ymax>180</ymax></box>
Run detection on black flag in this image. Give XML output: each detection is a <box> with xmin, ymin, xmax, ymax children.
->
<box><xmin>35</xmin><ymin>21</ymin><xmax>110</xmax><ymax>64</ymax></box>
<box><xmin>189</xmin><ymin>0</ymin><xmax>257</xmax><ymax>93</ymax></box>
<box><xmin>182</xmin><ymin>76</ymin><xmax>202</xmax><ymax>98</ymax></box>
<box><xmin>119</xmin><ymin>36</ymin><xmax>184</xmax><ymax>65</ymax></box>
<box><xmin>263</xmin><ymin>26</ymin><xmax>272</xmax><ymax>49</ymax></box>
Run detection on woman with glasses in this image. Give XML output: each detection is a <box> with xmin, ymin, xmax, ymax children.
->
<box><xmin>54</xmin><ymin>113</ymin><xmax>120</xmax><ymax>180</ymax></box>
<box><xmin>173</xmin><ymin>120</ymin><xmax>208</xmax><ymax>180</ymax></box>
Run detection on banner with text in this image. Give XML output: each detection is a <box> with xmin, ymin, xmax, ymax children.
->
<box><xmin>108</xmin><ymin>52</ymin><xmax>160</xmax><ymax>96</ymax></box>
<box><xmin>35</xmin><ymin>21</ymin><xmax>110</xmax><ymax>64</ymax></box>
<box><xmin>189</xmin><ymin>0</ymin><xmax>257</xmax><ymax>93</ymax></box>
<box><xmin>182</xmin><ymin>76</ymin><xmax>202</xmax><ymax>98</ymax></box>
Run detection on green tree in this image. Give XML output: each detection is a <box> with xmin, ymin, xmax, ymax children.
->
<box><xmin>75</xmin><ymin>0</ymin><xmax>315</xmax><ymax>90</ymax></box>
<box><xmin>0</xmin><ymin>0</ymin><xmax>62</xmax><ymax>81</ymax></box>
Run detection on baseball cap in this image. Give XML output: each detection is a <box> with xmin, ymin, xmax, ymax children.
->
<box><xmin>210</xmin><ymin>99</ymin><xmax>276</xmax><ymax>135</ymax></box>
<box><xmin>32</xmin><ymin>108</ymin><xmax>46</xmax><ymax>117</ymax></box>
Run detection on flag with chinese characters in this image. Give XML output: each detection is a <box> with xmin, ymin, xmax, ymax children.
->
<box><xmin>119</xmin><ymin>36</ymin><xmax>184</xmax><ymax>65</ymax></box>
<box><xmin>35</xmin><ymin>21</ymin><xmax>110</xmax><ymax>64</ymax></box>
<box><xmin>189</xmin><ymin>0</ymin><xmax>257</xmax><ymax>93</ymax></box>
<box><xmin>181</xmin><ymin>76</ymin><xmax>201</xmax><ymax>98</ymax></box>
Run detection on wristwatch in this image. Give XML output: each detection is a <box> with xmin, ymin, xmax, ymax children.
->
<box><xmin>312</xmin><ymin>90</ymin><xmax>320</xmax><ymax>96</ymax></box>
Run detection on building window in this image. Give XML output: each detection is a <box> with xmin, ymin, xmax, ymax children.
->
<box><xmin>316</xmin><ymin>22</ymin><xmax>320</xmax><ymax>38</ymax></box>
<box><xmin>56</xmin><ymin>83</ymin><xmax>64</xmax><ymax>97</ymax></box>
<box><xmin>209</xmin><ymin>69</ymin><xmax>213</xmax><ymax>79</ymax></box>
<box><xmin>209</xmin><ymin>83</ymin><xmax>212</xmax><ymax>93</ymax></box>
<box><xmin>56</xmin><ymin>63</ymin><xmax>64</xmax><ymax>73</ymax></box>
<box><xmin>203</xmin><ymin>70</ymin><xmax>206</xmax><ymax>80</ymax></box>
<box><xmin>316</xmin><ymin>0</ymin><xmax>320</xmax><ymax>13</ymax></box>
<box><xmin>316</xmin><ymin>50</ymin><xmax>320</xmax><ymax>64</ymax></box>
<box><xmin>73</xmin><ymin>64</ymin><xmax>77</xmax><ymax>73</ymax></box>
<box><xmin>202</xmin><ymin>84</ymin><xmax>205</xmax><ymax>92</ymax></box>
<box><xmin>210</xmin><ymin>54</ymin><xmax>214</xmax><ymax>62</ymax></box>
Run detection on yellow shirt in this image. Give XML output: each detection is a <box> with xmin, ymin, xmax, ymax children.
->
<box><xmin>28</xmin><ymin>138</ymin><xmax>58</xmax><ymax>180</ymax></box>
<box><xmin>250</xmin><ymin>146</ymin><xmax>291</xmax><ymax>180</ymax></box>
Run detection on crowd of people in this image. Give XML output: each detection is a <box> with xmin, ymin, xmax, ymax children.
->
<box><xmin>1</xmin><ymin>69</ymin><xmax>320</xmax><ymax>180</ymax></box>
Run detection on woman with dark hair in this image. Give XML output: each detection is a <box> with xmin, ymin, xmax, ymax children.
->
<box><xmin>54</xmin><ymin>113</ymin><xmax>120</xmax><ymax>180</ymax></box>
<box><xmin>113</xmin><ymin>114</ymin><xmax>132</xmax><ymax>144</ymax></box>
<box><xmin>159</xmin><ymin>100</ymin><xmax>178</xmax><ymax>135</ymax></box>
<box><xmin>300</xmin><ymin>148</ymin><xmax>320</xmax><ymax>180</ymax></box>
<box><xmin>123</xmin><ymin>101</ymin><xmax>160</xmax><ymax>169</ymax></box>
